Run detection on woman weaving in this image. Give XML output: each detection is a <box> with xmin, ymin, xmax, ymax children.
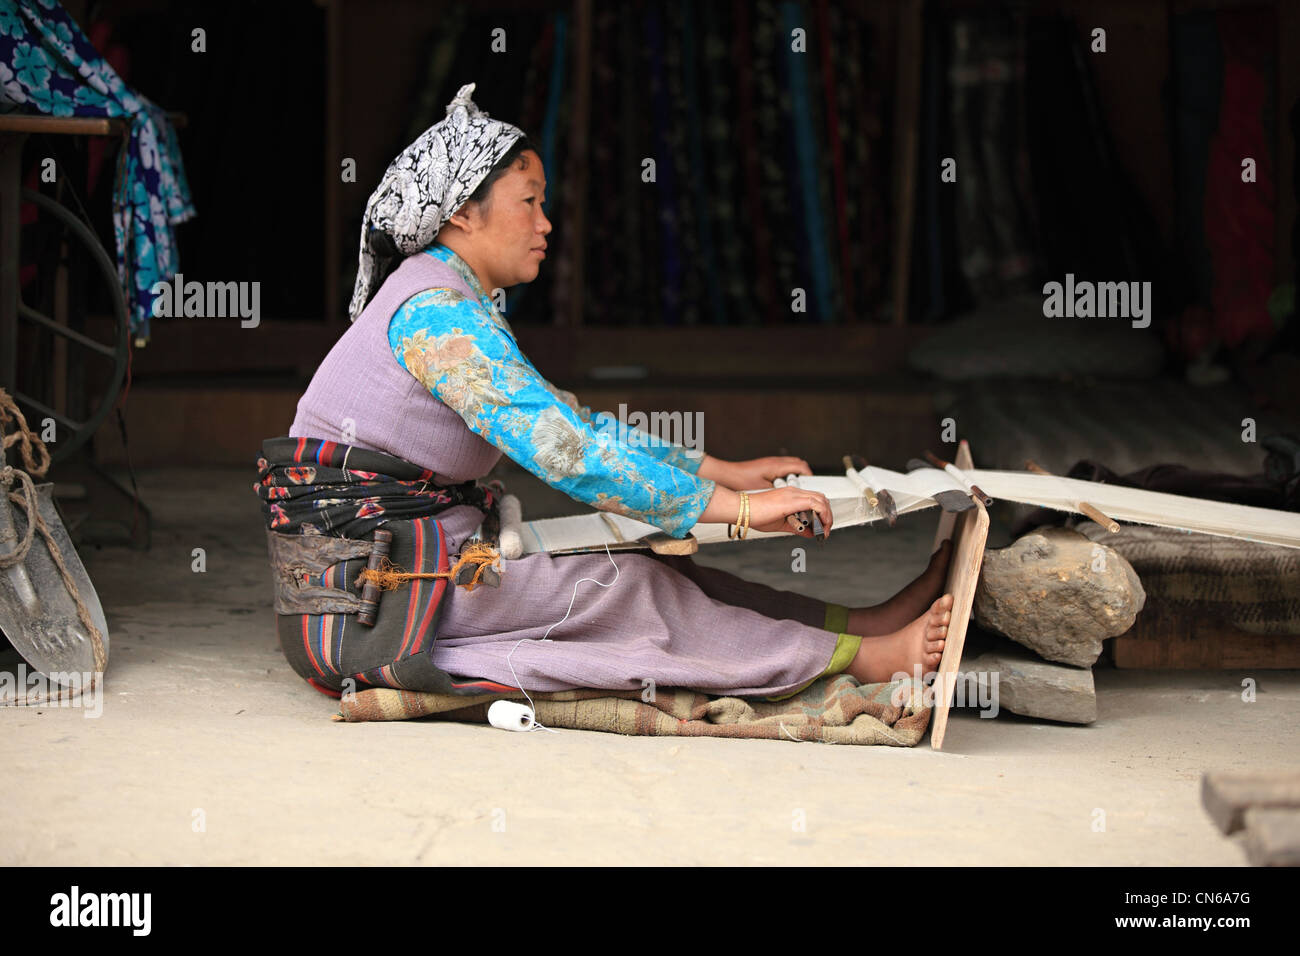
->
<box><xmin>257</xmin><ymin>84</ymin><xmax>953</xmax><ymax>701</ymax></box>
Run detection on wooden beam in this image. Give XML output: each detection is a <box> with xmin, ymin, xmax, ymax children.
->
<box><xmin>0</xmin><ymin>116</ymin><xmax>127</xmax><ymax>136</ymax></box>
<box><xmin>0</xmin><ymin>134</ymin><xmax>22</xmax><ymax>394</ymax></box>
<box><xmin>1113</xmin><ymin>600</ymin><xmax>1300</xmax><ymax>668</ymax></box>
<box><xmin>113</xmin><ymin>317</ymin><xmax>932</xmax><ymax>381</ymax></box>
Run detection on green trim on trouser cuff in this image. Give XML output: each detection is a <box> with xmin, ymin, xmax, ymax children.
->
<box><xmin>823</xmin><ymin>602</ymin><xmax>850</xmax><ymax>635</ymax></box>
<box><xmin>825</xmin><ymin>631</ymin><xmax>864</xmax><ymax>675</ymax></box>
<box><xmin>765</xmin><ymin>631</ymin><xmax>863</xmax><ymax>702</ymax></box>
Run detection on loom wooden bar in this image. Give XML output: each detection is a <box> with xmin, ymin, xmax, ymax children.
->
<box><xmin>1025</xmin><ymin>458</ymin><xmax>1120</xmax><ymax>531</ymax></box>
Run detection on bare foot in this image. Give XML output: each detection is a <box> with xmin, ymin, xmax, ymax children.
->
<box><xmin>847</xmin><ymin>538</ymin><xmax>953</xmax><ymax>637</ymax></box>
<box><xmin>845</xmin><ymin>593</ymin><xmax>954</xmax><ymax>685</ymax></box>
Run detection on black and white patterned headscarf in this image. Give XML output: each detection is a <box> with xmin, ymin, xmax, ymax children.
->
<box><xmin>348</xmin><ymin>83</ymin><xmax>524</xmax><ymax>321</ymax></box>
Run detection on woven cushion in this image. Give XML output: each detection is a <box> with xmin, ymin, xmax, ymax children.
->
<box><xmin>1077</xmin><ymin>521</ymin><xmax>1300</xmax><ymax>634</ymax></box>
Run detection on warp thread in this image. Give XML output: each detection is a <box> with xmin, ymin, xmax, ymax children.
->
<box><xmin>502</xmin><ymin>540</ymin><xmax>622</xmax><ymax>734</ymax></box>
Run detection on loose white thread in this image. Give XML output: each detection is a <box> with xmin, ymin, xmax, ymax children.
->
<box><xmin>503</xmin><ymin>540</ymin><xmax>621</xmax><ymax>733</ymax></box>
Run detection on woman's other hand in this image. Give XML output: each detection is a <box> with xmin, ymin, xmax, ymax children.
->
<box><xmin>700</xmin><ymin>455</ymin><xmax>813</xmax><ymax>491</ymax></box>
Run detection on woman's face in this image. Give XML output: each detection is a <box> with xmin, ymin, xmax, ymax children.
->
<box><xmin>474</xmin><ymin>149</ymin><xmax>551</xmax><ymax>290</ymax></box>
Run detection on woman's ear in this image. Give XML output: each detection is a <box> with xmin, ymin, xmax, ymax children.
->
<box><xmin>446</xmin><ymin>198</ymin><xmax>486</xmax><ymax>235</ymax></box>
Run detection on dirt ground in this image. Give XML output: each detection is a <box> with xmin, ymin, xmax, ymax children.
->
<box><xmin>2</xmin><ymin>466</ymin><xmax>1293</xmax><ymax>865</ymax></box>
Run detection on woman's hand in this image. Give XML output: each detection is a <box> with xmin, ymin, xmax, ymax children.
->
<box><xmin>746</xmin><ymin>486</ymin><xmax>832</xmax><ymax>537</ymax></box>
<box><xmin>699</xmin><ymin>484</ymin><xmax>832</xmax><ymax>538</ymax></box>
<box><xmin>699</xmin><ymin>455</ymin><xmax>813</xmax><ymax>491</ymax></box>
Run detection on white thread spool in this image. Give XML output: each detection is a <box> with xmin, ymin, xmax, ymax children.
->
<box><xmin>488</xmin><ymin>699</ymin><xmax>535</xmax><ymax>732</ymax></box>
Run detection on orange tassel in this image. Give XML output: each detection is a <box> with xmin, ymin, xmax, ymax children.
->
<box><xmin>356</xmin><ymin>542</ymin><xmax>501</xmax><ymax>593</ymax></box>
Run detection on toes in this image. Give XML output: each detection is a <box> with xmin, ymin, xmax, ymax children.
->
<box><xmin>934</xmin><ymin>593</ymin><xmax>954</xmax><ymax>611</ymax></box>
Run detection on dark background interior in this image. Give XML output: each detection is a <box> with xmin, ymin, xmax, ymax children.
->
<box><xmin>8</xmin><ymin>0</ymin><xmax>1300</xmax><ymax>480</ymax></box>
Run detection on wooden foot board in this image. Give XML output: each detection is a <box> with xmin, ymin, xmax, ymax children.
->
<box><xmin>929</xmin><ymin>440</ymin><xmax>989</xmax><ymax>751</ymax></box>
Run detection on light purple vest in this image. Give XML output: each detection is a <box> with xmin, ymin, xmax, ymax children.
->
<box><xmin>290</xmin><ymin>253</ymin><xmax>503</xmax><ymax>483</ymax></box>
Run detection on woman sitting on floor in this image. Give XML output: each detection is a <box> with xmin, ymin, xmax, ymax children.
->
<box><xmin>256</xmin><ymin>83</ymin><xmax>953</xmax><ymax>702</ymax></box>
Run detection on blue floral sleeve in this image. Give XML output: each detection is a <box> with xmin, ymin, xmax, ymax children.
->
<box><xmin>546</xmin><ymin>389</ymin><xmax>705</xmax><ymax>475</ymax></box>
<box><xmin>388</xmin><ymin>289</ymin><xmax>715</xmax><ymax>537</ymax></box>
<box><xmin>616</xmin><ymin>422</ymin><xmax>705</xmax><ymax>474</ymax></box>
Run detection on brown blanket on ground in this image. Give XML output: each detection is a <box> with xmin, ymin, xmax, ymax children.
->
<box><xmin>333</xmin><ymin>674</ymin><xmax>932</xmax><ymax>746</ymax></box>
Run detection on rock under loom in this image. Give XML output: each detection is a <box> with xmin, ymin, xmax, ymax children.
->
<box><xmin>963</xmin><ymin>648</ymin><xmax>1097</xmax><ymax>725</ymax></box>
<box><xmin>974</xmin><ymin>526</ymin><xmax>1146</xmax><ymax>667</ymax></box>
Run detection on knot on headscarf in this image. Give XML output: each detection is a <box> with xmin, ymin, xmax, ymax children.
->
<box><xmin>348</xmin><ymin>82</ymin><xmax>524</xmax><ymax>321</ymax></box>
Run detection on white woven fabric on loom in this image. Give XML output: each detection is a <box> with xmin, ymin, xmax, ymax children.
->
<box><xmin>970</xmin><ymin>469</ymin><xmax>1300</xmax><ymax>550</ymax></box>
<box><xmin>514</xmin><ymin>468</ymin><xmax>1300</xmax><ymax>554</ymax></box>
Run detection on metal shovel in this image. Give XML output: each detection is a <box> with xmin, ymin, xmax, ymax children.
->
<box><xmin>0</xmin><ymin>480</ymin><xmax>109</xmax><ymax>703</ymax></box>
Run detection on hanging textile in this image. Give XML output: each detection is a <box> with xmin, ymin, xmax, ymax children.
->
<box><xmin>645</xmin><ymin>5</ymin><xmax>683</xmax><ymax>325</ymax></box>
<box><xmin>781</xmin><ymin>1</ymin><xmax>832</xmax><ymax>323</ymax></box>
<box><xmin>1204</xmin><ymin>5</ymin><xmax>1277</xmax><ymax>349</ymax></box>
<box><xmin>701</xmin><ymin>0</ymin><xmax>747</xmax><ymax>324</ymax></box>
<box><xmin>753</xmin><ymin>0</ymin><xmax>798</xmax><ymax>324</ymax></box>
<box><xmin>0</xmin><ymin>0</ymin><xmax>195</xmax><ymax>341</ymax></box>
<box><xmin>663</xmin><ymin>3</ymin><xmax>704</xmax><ymax>324</ymax></box>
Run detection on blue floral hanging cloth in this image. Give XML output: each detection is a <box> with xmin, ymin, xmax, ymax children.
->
<box><xmin>0</xmin><ymin>0</ymin><xmax>195</xmax><ymax>342</ymax></box>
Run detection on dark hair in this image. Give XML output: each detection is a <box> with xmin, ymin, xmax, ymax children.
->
<box><xmin>466</xmin><ymin>134</ymin><xmax>543</xmax><ymax>215</ymax></box>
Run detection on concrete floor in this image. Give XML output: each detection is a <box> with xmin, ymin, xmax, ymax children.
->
<box><xmin>2</xmin><ymin>465</ymin><xmax>1294</xmax><ymax>865</ymax></box>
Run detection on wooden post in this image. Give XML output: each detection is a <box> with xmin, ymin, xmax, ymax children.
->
<box><xmin>0</xmin><ymin>133</ymin><xmax>24</xmax><ymax>396</ymax></box>
<box><xmin>889</xmin><ymin>0</ymin><xmax>923</xmax><ymax>327</ymax></box>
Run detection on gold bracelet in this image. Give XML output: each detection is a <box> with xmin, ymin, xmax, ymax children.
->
<box><xmin>738</xmin><ymin>491</ymin><xmax>750</xmax><ymax>540</ymax></box>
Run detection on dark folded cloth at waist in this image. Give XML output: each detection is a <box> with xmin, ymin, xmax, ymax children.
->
<box><xmin>253</xmin><ymin>435</ymin><xmax>498</xmax><ymax>538</ymax></box>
